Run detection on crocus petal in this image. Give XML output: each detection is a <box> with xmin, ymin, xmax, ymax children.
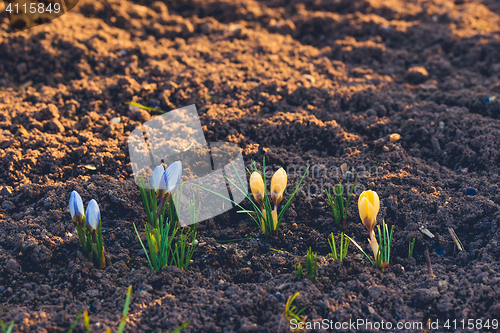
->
<box><xmin>271</xmin><ymin>183</ymin><xmax>283</xmax><ymax>205</ymax></box>
<box><xmin>358</xmin><ymin>197</ymin><xmax>369</xmax><ymax>221</ymax></box>
<box><xmin>164</xmin><ymin>161</ymin><xmax>182</xmax><ymax>192</ymax></box>
<box><xmin>69</xmin><ymin>191</ymin><xmax>85</xmax><ymax>221</ymax></box>
<box><xmin>250</xmin><ymin>172</ymin><xmax>265</xmax><ymax>203</ymax></box>
<box><xmin>85</xmin><ymin>199</ymin><xmax>101</xmax><ymax>231</ymax></box>
<box><xmin>150</xmin><ymin>165</ymin><xmax>165</xmax><ymax>191</ymax></box>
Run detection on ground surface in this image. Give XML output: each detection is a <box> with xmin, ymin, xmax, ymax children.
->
<box><xmin>1</xmin><ymin>0</ymin><xmax>500</xmax><ymax>332</ymax></box>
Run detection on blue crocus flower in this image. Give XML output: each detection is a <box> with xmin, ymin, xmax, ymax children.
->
<box><xmin>150</xmin><ymin>165</ymin><xmax>166</xmax><ymax>193</ymax></box>
<box><xmin>69</xmin><ymin>190</ymin><xmax>85</xmax><ymax>223</ymax></box>
<box><xmin>164</xmin><ymin>161</ymin><xmax>182</xmax><ymax>193</ymax></box>
<box><xmin>85</xmin><ymin>199</ymin><xmax>101</xmax><ymax>231</ymax></box>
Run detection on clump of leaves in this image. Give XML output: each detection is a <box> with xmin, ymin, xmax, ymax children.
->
<box><xmin>306</xmin><ymin>248</ymin><xmax>318</xmax><ymax>284</ymax></box>
<box><xmin>328</xmin><ymin>232</ymin><xmax>349</xmax><ymax>261</ymax></box>
<box><xmin>347</xmin><ymin>220</ymin><xmax>394</xmax><ymax>271</ymax></box>
<box><xmin>282</xmin><ymin>292</ymin><xmax>307</xmax><ymax>324</ymax></box>
<box><xmin>325</xmin><ymin>180</ymin><xmax>357</xmax><ymax>227</ymax></box>
<box><xmin>294</xmin><ymin>263</ymin><xmax>303</xmax><ymax>279</ymax></box>
<box><xmin>134</xmin><ymin>163</ymin><xmax>198</xmax><ymax>271</ymax></box>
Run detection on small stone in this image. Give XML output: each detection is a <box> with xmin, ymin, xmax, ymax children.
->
<box><xmin>48</xmin><ymin>119</ymin><xmax>65</xmax><ymax>133</ymax></box>
<box><xmin>127</xmin><ymin>108</ymin><xmax>150</xmax><ymax>122</ymax></box>
<box><xmin>2</xmin><ymin>201</ymin><xmax>14</xmax><ymax>210</ymax></box>
<box><xmin>86</xmin><ymin>289</ymin><xmax>99</xmax><ymax>297</ymax></box>
<box><xmin>139</xmin><ymin>284</ymin><xmax>153</xmax><ymax>292</ymax></box>
<box><xmin>389</xmin><ymin>133</ymin><xmax>401</xmax><ymax>142</ymax></box>
<box><xmin>110</xmin><ymin>117</ymin><xmax>121</xmax><ymax>124</ymax></box>
<box><xmin>382</xmin><ymin>146</ymin><xmax>389</xmax><ymax>152</ymax></box>
<box><xmin>367</xmin><ymin>306</ymin><xmax>376</xmax><ymax>314</ymax></box>
<box><xmin>6</xmin><ymin>259</ymin><xmax>20</xmax><ymax>273</ymax></box>
<box><xmin>406</xmin><ymin>67</ymin><xmax>429</xmax><ymax>84</ymax></box>
<box><xmin>0</xmin><ymin>186</ymin><xmax>13</xmax><ymax>196</ymax></box>
<box><xmin>466</xmin><ymin>188</ymin><xmax>477</xmax><ymax>196</ymax></box>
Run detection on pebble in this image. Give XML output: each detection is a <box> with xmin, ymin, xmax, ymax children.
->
<box><xmin>0</xmin><ymin>186</ymin><xmax>13</xmax><ymax>196</ymax></box>
<box><xmin>86</xmin><ymin>289</ymin><xmax>99</xmax><ymax>297</ymax></box>
<box><xmin>466</xmin><ymin>188</ymin><xmax>477</xmax><ymax>196</ymax></box>
<box><xmin>2</xmin><ymin>201</ymin><xmax>14</xmax><ymax>210</ymax></box>
<box><xmin>6</xmin><ymin>259</ymin><xmax>20</xmax><ymax>273</ymax></box>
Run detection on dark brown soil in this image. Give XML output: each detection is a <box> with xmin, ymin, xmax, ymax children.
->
<box><xmin>2</xmin><ymin>0</ymin><xmax>500</xmax><ymax>332</ymax></box>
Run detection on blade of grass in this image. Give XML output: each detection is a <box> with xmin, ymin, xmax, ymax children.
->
<box><xmin>344</xmin><ymin>235</ymin><xmax>375</xmax><ymax>266</ymax></box>
<box><xmin>116</xmin><ymin>286</ymin><xmax>132</xmax><ymax>333</ymax></box>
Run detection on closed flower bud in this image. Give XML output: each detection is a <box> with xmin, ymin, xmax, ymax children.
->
<box><xmin>85</xmin><ymin>199</ymin><xmax>101</xmax><ymax>231</ymax></box>
<box><xmin>270</xmin><ymin>168</ymin><xmax>287</xmax><ymax>206</ymax></box>
<box><xmin>250</xmin><ymin>172</ymin><xmax>265</xmax><ymax>205</ymax></box>
<box><xmin>358</xmin><ymin>190</ymin><xmax>380</xmax><ymax>233</ymax></box>
<box><xmin>69</xmin><ymin>191</ymin><xmax>85</xmax><ymax>223</ymax></box>
<box><xmin>164</xmin><ymin>161</ymin><xmax>182</xmax><ymax>193</ymax></box>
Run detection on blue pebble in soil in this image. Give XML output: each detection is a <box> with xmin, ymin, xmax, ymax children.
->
<box><xmin>271</xmin><ymin>292</ymin><xmax>285</xmax><ymax>302</ymax></box>
<box><xmin>466</xmin><ymin>188</ymin><xmax>477</xmax><ymax>196</ymax></box>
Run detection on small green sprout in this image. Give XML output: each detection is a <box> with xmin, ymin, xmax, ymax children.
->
<box><xmin>325</xmin><ymin>180</ymin><xmax>357</xmax><ymax>227</ymax></box>
<box><xmin>282</xmin><ymin>292</ymin><xmax>307</xmax><ymax>325</ymax></box>
<box><xmin>167</xmin><ymin>322</ymin><xmax>191</xmax><ymax>333</ymax></box>
<box><xmin>67</xmin><ymin>286</ymin><xmax>132</xmax><ymax>333</ymax></box>
<box><xmin>0</xmin><ymin>319</ymin><xmax>14</xmax><ymax>333</ymax></box>
<box><xmin>408</xmin><ymin>238</ymin><xmax>415</xmax><ymax>258</ymax></box>
<box><xmin>328</xmin><ymin>232</ymin><xmax>349</xmax><ymax>261</ymax></box>
<box><xmin>68</xmin><ymin>192</ymin><xmax>105</xmax><ymax>268</ymax></box>
<box><xmin>305</xmin><ymin>248</ymin><xmax>317</xmax><ymax>284</ymax></box>
<box><xmin>294</xmin><ymin>263</ymin><xmax>303</xmax><ymax>279</ymax></box>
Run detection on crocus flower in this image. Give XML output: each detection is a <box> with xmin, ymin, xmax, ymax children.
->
<box><xmin>69</xmin><ymin>190</ymin><xmax>85</xmax><ymax>223</ymax></box>
<box><xmin>358</xmin><ymin>190</ymin><xmax>380</xmax><ymax>258</ymax></box>
<box><xmin>358</xmin><ymin>190</ymin><xmax>380</xmax><ymax>233</ymax></box>
<box><xmin>164</xmin><ymin>161</ymin><xmax>182</xmax><ymax>193</ymax></box>
<box><xmin>250</xmin><ymin>172</ymin><xmax>265</xmax><ymax>205</ymax></box>
<box><xmin>270</xmin><ymin>168</ymin><xmax>287</xmax><ymax>206</ymax></box>
<box><xmin>150</xmin><ymin>165</ymin><xmax>166</xmax><ymax>195</ymax></box>
<box><xmin>85</xmin><ymin>199</ymin><xmax>101</xmax><ymax>231</ymax></box>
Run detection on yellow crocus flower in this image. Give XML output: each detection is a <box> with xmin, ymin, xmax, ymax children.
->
<box><xmin>270</xmin><ymin>168</ymin><xmax>287</xmax><ymax>206</ymax></box>
<box><xmin>250</xmin><ymin>172</ymin><xmax>265</xmax><ymax>205</ymax></box>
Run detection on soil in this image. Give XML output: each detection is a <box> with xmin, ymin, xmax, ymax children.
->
<box><xmin>1</xmin><ymin>0</ymin><xmax>500</xmax><ymax>332</ymax></box>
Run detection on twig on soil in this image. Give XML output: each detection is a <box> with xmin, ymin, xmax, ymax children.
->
<box><xmin>448</xmin><ymin>227</ymin><xmax>464</xmax><ymax>251</ymax></box>
<box><xmin>424</xmin><ymin>249</ymin><xmax>433</xmax><ymax>275</ymax></box>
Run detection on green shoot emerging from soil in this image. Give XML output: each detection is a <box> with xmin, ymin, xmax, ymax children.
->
<box><xmin>306</xmin><ymin>248</ymin><xmax>318</xmax><ymax>284</ymax></box>
<box><xmin>328</xmin><ymin>232</ymin><xmax>349</xmax><ymax>261</ymax></box>
<box><xmin>375</xmin><ymin>220</ymin><xmax>394</xmax><ymax>270</ymax></box>
<box><xmin>346</xmin><ymin>220</ymin><xmax>394</xmax><ymax>271</ymax></box>
<box><xmin>196</xmin><ymin>158</ymin><xmax>309</xmax><ymax>236</ymax></box>
<box><xmin>325</xmin><ymin>180</ymin><xmax>357</xmax><ymax>227</ymax></box>
<box><xmin>408</xmin><ymin>238</ymin><xmax>415</xmax><ymax>258</ymax></box>
<box><xmin>134</xmin><ymin>163</ymin><xmax>198</xmax><ymax>271</ymax></box>
<box><xmin>282</xmin><ymin>293</ymin><xmax>307</xmax><ymax>325</ymax></box>
<box><xmin>68</xmin><ymin>192</ymin><xmax>105</xmax><ymax>268</ymax></box>
<box><xmin>0</xmin><ymin>320</ymin><xmax>14</xmax><ymax>333</ymax></box>
<box><xmin>67</xmin><ymin>286</ymin><xmax>132</xmax><ymax>333</ymax></box>
<box><xmin>294</xmin><ymin>263</ymin><xmax>303</xmax><ymax>279</ymax></box>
